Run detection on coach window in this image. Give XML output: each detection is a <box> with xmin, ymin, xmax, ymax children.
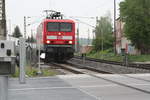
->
<box><xmin>47</xmin><ymin>22</ymin><xmax>59</xmax><ymax>32</ymax></box>
<box><xmin>60</xmin><ymin>23</ymin><xmax>72</xmax><ymax>32</ymax></box>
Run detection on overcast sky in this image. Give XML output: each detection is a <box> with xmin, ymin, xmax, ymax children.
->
<box><xmin>6</xmin><ymin>0</ymin><xmax>123</xmax><ymax>38</ymax></box>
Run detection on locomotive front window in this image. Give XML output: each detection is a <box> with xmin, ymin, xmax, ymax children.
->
<box><xmin>60</xmin><ymin>23</ymin><xmax>72</xmax><ymax>32</ymax></box>
<box><xmin>47</xmin><ymin>22</ymin><xmax>59</xmax><ymax>32</ymax></box>
<box><xmin>47</xmin><ymin>22</ymin><xmax>72</xmax><ymax>32</ymax></box>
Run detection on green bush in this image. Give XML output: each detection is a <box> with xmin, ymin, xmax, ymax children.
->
<box><xmin>11</xmin><ymin>67</ymin><xmax>19</xmax><ymax>77</ymax></box>
<box><xmin>26</xmin><ymin>67</ymin><xmax>38</xmax><ymax>77</ymax></box>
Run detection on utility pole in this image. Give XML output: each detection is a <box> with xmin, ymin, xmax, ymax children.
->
<box><xmin>87</xmin><ymin>29</ymin><xmax>90</xmax><ymax>45</ymax></box>
<box><xmin>24</xmin><ymin>16</ymin><xmax>27</xmax><ymax>39</ymax></box>
<box><xmin>114</xmin><ymin>0</ymin><xmax>117</xmax><ymax>54</ymax></box>
<box><xmin>19</xmin><ymin>17</ymin><xmax>31</xmax><ymax>84</ymax></box>
<box><xmin>0</xmin><ymin>0</ymin><xmax>6</xmax><ymax>40</ymax></box>
<box><xmin>0</xmin><ymin>0</ymin><xmax>8</xmax><ymax>100</ymax></box>
<box><xmin>101</xmin><ymin>28</ymin><xmax>104</xmax><ymax>59</ymax></box>
<box><xmin>19</xmin><ymin>37</ymin><xmax>26</xmax><ymax>84</ymax></box>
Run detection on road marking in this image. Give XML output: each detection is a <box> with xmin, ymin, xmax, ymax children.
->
<box><xmin>9</xmin><ymin>85</ymin><xmax>115</xmax><ymax>91</ymax></box>
<box><xmin>9</xmin><ymin>87</ymin><xmax>75</xmax><ymax>91</ymax></box>
<box><xmin>73</xmin><ymin>85</ymin><xmax>101</xmax><ymax>100</ymax></box>
<box><xmin>9</xmin><ymin>83</ymin><xmax>150</xmax><ymax>91</ymax></box>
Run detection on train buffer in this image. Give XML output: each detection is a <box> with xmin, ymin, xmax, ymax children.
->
<box><xmin>8</xmin><ymin>73</ymin><xmax>150</xmax><ymax>100</ymax></box>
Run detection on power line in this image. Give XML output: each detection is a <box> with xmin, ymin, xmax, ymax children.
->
<box><xmin>69</xmin><ymin>16</ymin><xmax>96</xmax><ymax>28</ymax></box>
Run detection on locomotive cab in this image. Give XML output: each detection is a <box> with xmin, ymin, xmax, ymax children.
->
<box><xmin>45</xmin><ymin>20</ymin><xmax>75</xmax><ymax>61</ymax></box>
<box><xmin>37</xmin><ymin>18</ymin><xmax>75</xmax><ymax>62</ymax></box>
<box><xmin>36</xmin><ymin>11</ymin><xmax>76</xmax><ymax>62</ymax></box>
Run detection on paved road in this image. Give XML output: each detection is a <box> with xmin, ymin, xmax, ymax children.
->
<box><xmin>9</xmin><ymin>74</ymin><xmax>150</xmax><ymax>100</ymax></box>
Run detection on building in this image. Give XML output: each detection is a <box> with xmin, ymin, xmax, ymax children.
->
<box><xmin>115</xmin><ymin>18</ymin><xmax>140</xmax><ymax>55</ymax></box>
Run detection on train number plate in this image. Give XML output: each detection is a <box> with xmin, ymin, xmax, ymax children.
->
<box><xmin>57</xmin><ymin>36</ymin><xmax>62</xmax><ymax>39</ymax></box>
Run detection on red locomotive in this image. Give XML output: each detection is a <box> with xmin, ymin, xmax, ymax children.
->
<box><xmin>36</xmin><ymin>11</ymin><xmax>75</xmax><ymax>62</ymax></box>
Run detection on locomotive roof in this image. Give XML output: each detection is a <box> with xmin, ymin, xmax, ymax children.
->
<box><xmin>44</xmin><ymin>19</ymin><xmax>75</xmax><ymax>23</ymax></box>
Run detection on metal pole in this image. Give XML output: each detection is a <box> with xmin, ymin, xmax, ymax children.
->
<box><xmin>100</xmin><ymin>28</ymin><xmax>103</xmax><ymax>59</ymax></box>
<box><xmin>0</xmin><ymin>0</ymin><xmax>8</xmax><ymax>100</ymax></box>
<box><xmin>114</xmin><ymin>0</ymin><xmax>117</xmax><ymax>54</ymax></box>
<box><xmin>0</xmin><ymin>76</ymin><xmax>8</xmax><ymax>100</ymax></box>
<box><xmin>87</xmin><ymin>29</ymin><xmax>90</xmax><ymax>45</ymax></box>
<box><xmin>19</xmin><ymin>37</ymin><xmax>26</xmax><ymax>84</ymax></box>
<box><xmin>8</xmin><ymin>19</ymin><xmax>11</xmax><ymax>40</ymax></box>
<box><xmin>77</xmin><ymin>23</ymin><xmax>80</xmax><ymax>53</ymax></box>
<box><xmin>37</xmin><ymin>38</ymin><xmax>42</xmax><ymax>74</ymax></box>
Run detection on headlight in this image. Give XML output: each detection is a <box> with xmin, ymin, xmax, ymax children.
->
<box><xmin>58</xmin><ymin>33</ymin><xmax>61</xmax><ymax>35</ymax></box>
<box><xmin>46</xmin><ymin>40</ymin><xmax>51</xmax><ymax>44</ymax></box>
<box><xmin>69</xmin><ymin>41</ymin><xmax>73</xmax><ymax>44</ymax></box>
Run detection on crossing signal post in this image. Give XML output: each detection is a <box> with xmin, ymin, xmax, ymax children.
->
<box><xmin>0</xmin><ymin>41</ymin><xmax>16</xmax><ymax>100</ymax></box>
<box><xmin>19</xmin><ymin>38</ymin><xmax>26</xmax><ymax>84</ymax></box>
<box><xmin>0</xmin><ymin>1</ymin><xmax>12</xmax><ymax>100</ymax></box>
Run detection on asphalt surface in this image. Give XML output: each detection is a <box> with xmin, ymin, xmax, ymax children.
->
<box><xmin>9</xmin><ymin>74</ymin><xmax>150</xmax><ymax>100</ymax></box>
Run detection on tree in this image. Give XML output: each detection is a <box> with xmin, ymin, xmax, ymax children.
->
<box><xmin>93</xmin><ymin>15</ymin><xmax>114</xmax><ymax>51</ymax></box>
<box><xmin>26</xmin><ymin>34</ymin><xmax>36</xmax><ymax>43</ymax></box>
<box><xmin>12</xmin><ymin>26</ymin><xmax>22</xmax><ymax>38</ymax></box>
<box><xmin>120</xmin><ymin>0</ymin><xmax>150</xmax><ymax>54</ymax></box>
<box><xmin>31</xmin><ymin>34</ymin><xmax>36</xmax><ymax>43</ymax></box>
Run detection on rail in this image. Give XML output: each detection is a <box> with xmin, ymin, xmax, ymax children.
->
<box><xmin>53</xmin><ymin>61</ymin><xmax>150</xmax><ymax>95</ymax></box>
<box><xmin>74</xmin><ymin>56</ymin><xmax>150</xmax><ymax>70</ymax></box>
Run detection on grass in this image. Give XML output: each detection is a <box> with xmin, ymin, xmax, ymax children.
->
<box><xmin>12</xmin><ymin>66</ymin><xmax>59</xmax><ymax>78</ymax></box>
<box><xmin>11</xmin><ymin>67</ymin><xmax>19</xmax><ymax>77</ymax></box>
<box><xmin>42</xmin><ymin>69</ymin><xmax>58</xmax><ymax>76</ymax></box>
<box><xmin>87</xmin><ymin>50</ymin><xmax>150</xmax><ymax>62</ymax></box>
<box><xmin>87</xmin><ymin>49</ymin><xmax>123</xmax><ymax>62</ymax></box>
<box><xmin>128</xmin><ymin>55</ymin><xmax>150</xmax><ymax>62</ymax></box>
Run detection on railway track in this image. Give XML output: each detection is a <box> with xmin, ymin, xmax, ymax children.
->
<box><xmin>49</xmin><ymin>63</ymin><xmax>110</xmax><ymax>74</ymax></box>
<box><xmin>39</xmin><ymin>55</ymin><xmax>150</xmax><ymax>75</ymax></box>
<box><xmin>47</xmin><ymin>62</ymin><xmax>150</xmax><ymax>95</ymax></box>
<box><xmin>72</xmin><ymin>56</ymin><xmax>150</xmax><ymax>73</ymax></box>
<box><xmin>39</xmin><ymin>61</ymin><xmax>150</xmax><ymax>87</ymax></box>
<box><xmin>74</xmin><ymin>56</ymin><xmax>150</xmax><ymax>70</ymax></box>
<box><xmin>40</xmin><ymin>62</ymin><xmax>78</xmax><ymax>75</ymax></box>
<box><xmin>39</xmin><ymin>59</ymin><xmax>112</xmax><ymax>75</ymax></box>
